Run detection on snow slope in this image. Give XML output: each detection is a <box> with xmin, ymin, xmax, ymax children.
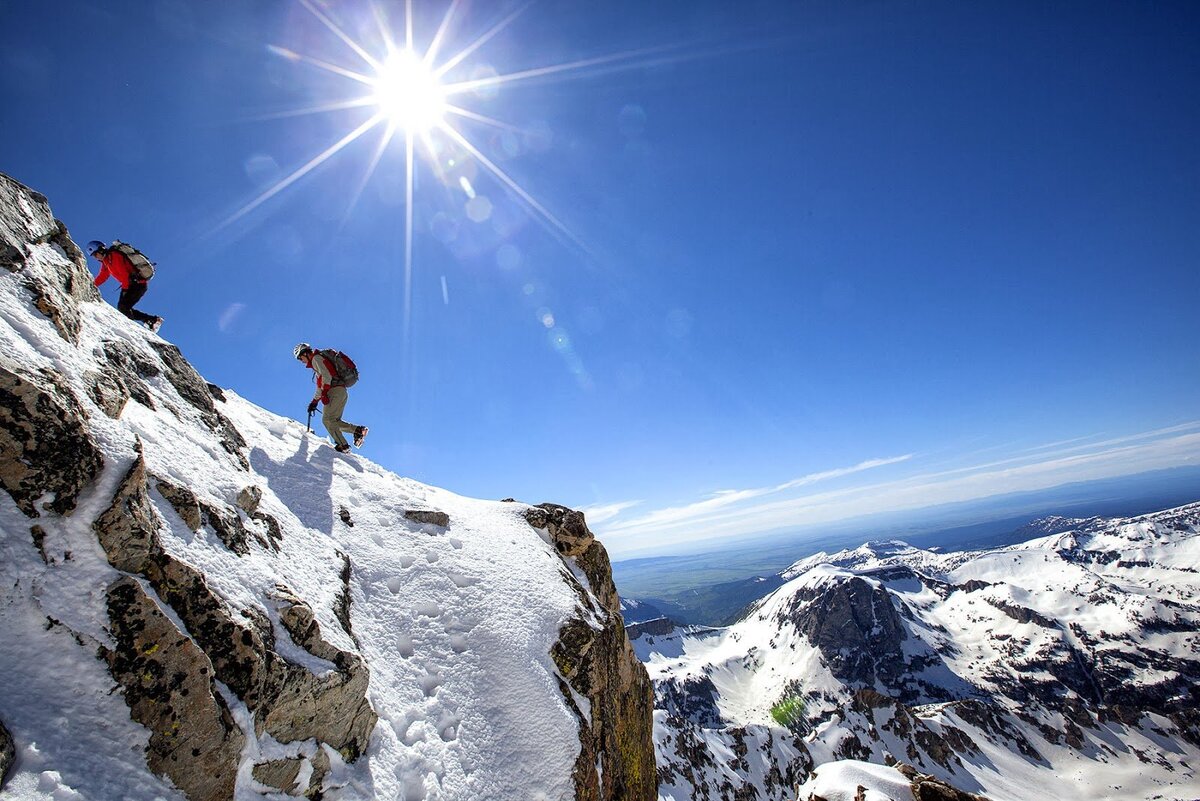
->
<box><xmin>0</xmin><ymin>178</ymin><xmax>618</xmax><ymax>800</ymax></box>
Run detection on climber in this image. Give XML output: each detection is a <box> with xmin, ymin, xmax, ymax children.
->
<box><xmin>87</xmin><ymin>240</ymin><xmax>163</xmax><ymax>332</ymax></box>
<box><xmin>294</xmin><ymin>343</ymin><xmax>368</xmax><ymax>453</ymax></box>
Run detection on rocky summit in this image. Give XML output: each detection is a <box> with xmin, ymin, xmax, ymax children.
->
<box><xmin>0</xmin><ymin>172</ymin><xmax>654</xmax><ymax>800</ymax></box>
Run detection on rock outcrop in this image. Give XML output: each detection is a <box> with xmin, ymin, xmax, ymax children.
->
<box><xmin>527</xmin><ymin>503</ymin><xmax>657</xmax><ymax>801</ymax></box>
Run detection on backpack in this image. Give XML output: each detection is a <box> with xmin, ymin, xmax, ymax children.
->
<box><xmin>111</xmin><ymin>240</ymin><xmax>156</xmax><ymax>280</ymax></box>
<box><xmin>319</xmin><ymin>349</ymin><xmax>359</xmax><ymax>388</ymax></box>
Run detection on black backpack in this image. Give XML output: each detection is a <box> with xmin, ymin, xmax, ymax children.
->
<box><xmin>111</xmin><ymin>240</ymin><xmax>156</xmax><ymax>280</ymax></box>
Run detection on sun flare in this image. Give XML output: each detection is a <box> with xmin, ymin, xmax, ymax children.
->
<box><xmin>370</xmin><ymin>48</ymin><xmax>446</xmax><ymax>134</ymax></box>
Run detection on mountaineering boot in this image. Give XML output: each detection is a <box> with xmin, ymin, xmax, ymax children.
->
<box><xmin>335</xmin><ymin>443</ymin><xmax>351</xmax><ymax>453</ymax></box>
<box><xmin>354</xmin><ymin>426</ymin><xmax>368</xmax><ymax>447</ymax></box>
<box><xmin>149</xmin><ymin>317</ymin><xmax>164</xmax><ymax>333</ymax></box>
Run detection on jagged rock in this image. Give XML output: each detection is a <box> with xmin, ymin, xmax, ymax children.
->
<box><xmin>0</xmin><ymin>361</ymin><xmax>104</xmax><ymax>517</ymax></box>
<box><xmin>147</xmin><ymin>340</ymin><xmax>248</xmax><ymax>468</ymax></box>
<box><xmin>206</xmin><ymin>382</ymin><xmax>227</xmax><ymax>402</ymax></box>
<box><xmin>404</xmin><ymin>508</ymin><xmax>449</xmax><ymax>527</ymax></box>
<box><xmin>156</xmin><ymin>478</ymin><xmax>203</xmax><ymax>530</ymax></box>
<box><xmin>339</xmin><ymin>506</ymin><xmax>355</xmax><ymax>526</ymax></box>
<box><xmin>253</xmin><ymin>757</ymin><xmax>304</xmax><ymax>794</ymax></box>
<box><xmin>85</xmin><ymin>367</ymin><xmax>130</xmax><ymax>418</ymax></box>
<box><xmin>95</xmin><ymin>453</ymin><xmax>377</xmax><ymax>775</ymax></box>
<box><xmin>0</xmin><ymin>717</ymin><xmax>14</xmax><ymax>791</ymax></box>
<box><xmin>0</xmin><ymin>174</ymin><xmax>98</xmax><ymax>342</ymax></box>
<box><xmin>334</xmin><ymin>550</ymin><xmax>357</xmax><ymax>645</ymax></box>
<box><xmin>910</xmin><ymin>772</ymin><xmax>990</xmax><ymax>801</ymax></box>
<box><xmin>535</xmin><ymin>504</ymin><xmax>656</xmax><ymax>801</ymax></box>
<box><xmin>268</xmin><ymin>585</ymin><xmax>377</xmax><ymax>760</ymax></box>
<box><xmin>237</xmin><ymin>485</ymin><xmax>263</xmax><ymax>515</ymax></box>
<box><xmin>656</xmin><ymin>675</ymin><xmax>723</xmax><ymax>728</ymax></box>
<box><xmin>526</xmin><ymin>503</ymin><xmax>594</xmax><ymax>557</ymax></box>
<box><xmin>103</xmin><ymin>576</ymin><xmax>244</xmax><ymax>801</ymax></box>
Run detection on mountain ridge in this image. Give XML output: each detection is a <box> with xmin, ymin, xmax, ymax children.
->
<box><xmin>0</xmin><ymin>172</ymin><xmax>655</xmax><ymax>800</ymax></box>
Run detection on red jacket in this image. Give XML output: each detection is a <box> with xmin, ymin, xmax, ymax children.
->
<box><xmin>93</xmin><ymin>250</ymin><xmax>142</xmax><ymax>290</ymax></box>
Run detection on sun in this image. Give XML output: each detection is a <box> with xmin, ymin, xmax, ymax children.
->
<box><xmin>370</xmin><ymin>48</ymin><xmax>446</xmax><ymax>134</ymax></box>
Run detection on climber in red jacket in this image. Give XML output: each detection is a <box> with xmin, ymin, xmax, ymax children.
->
<box><xmin>88</xmin><ymin>240</ymin><xmax>163</xmax><ymax>332</ymax></box>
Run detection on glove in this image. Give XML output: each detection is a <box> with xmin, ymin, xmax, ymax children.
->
<box><xmin>307</xmin><ymin>399</ymin><xmax>319</xmax><ymax>414</ymax></box>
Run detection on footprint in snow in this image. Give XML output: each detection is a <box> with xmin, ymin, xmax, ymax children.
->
<box><xmin>449</xmin><ymin>537</ymin><xmax>463</xmax><ymax>549</ymax></box>
<box><xmin>437</xmin><ymin>710</ymin><xmax>461</xmax><ymax>741</ymax></box>
<box><xmin>399</xmin><ymin>555</ymin><xmax>416</xmax><ymax>568</ymax></box>
<box><xmin>449</xmin><ymin>633</ymin><xmax>468</xmax><ymax>653</ymax></box>
<box><xmin>387</xmin><ymin>577</ymin><xmax>402</xmax><ymax>594</ymax></box>
<box><xmin>425</xmin><ymin>549</ymin><xmax>439</xmax><ymax>563</ymax></box>
<box><xmin>396</xmin><ymin>633</ymin><xmax>415</xmax><ymax>658</ymax></box>
<box><xmin>414</xmin><ymin>601</ymin><xmax>442</xmax><ymax>617</ymax></box>
<box><xmin>418</xmin><ymin>670</ymin><xmax>443</xmax><ymax>697</ymax></box>
<box><xmin>448</xmin><ymin>571</ymin><xmax>478</xmax><ymax>588</ymax></box>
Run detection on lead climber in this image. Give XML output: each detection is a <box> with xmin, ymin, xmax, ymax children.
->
<box><xmin>87</xmin><ymin>240</ymin><xmax>163</xmax><ymax>332</ymax></box>
<box><xmin>294</xmin><ymin>343</ymin><xmax>368</xmax><ymax>453</ymax></box>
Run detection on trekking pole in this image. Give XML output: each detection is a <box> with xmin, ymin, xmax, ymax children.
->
<box><xmin>306</xmin><ymin>409</ymin><xmax>313</xmax><ymax>433</ymax></box>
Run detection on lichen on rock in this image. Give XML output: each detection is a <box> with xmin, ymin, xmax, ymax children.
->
<box><xmin>0</xmin><ymin>361</ymin><xmax>104</xmax><ymax>518</ymax></box>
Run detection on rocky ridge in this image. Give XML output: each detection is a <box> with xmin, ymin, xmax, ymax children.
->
<box><xmin>0</xmin><ymin>172</ymin><xmax>654</xmax><ymax>800</ymax></box>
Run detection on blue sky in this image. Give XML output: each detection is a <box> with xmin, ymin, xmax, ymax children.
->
<box><xmin>3</xmin><ymin>0</ymin><xmax>1198</xmax><ymax>558</ymax></box>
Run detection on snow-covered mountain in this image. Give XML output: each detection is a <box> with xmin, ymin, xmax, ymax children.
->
<box><xmin>640</xmin><ymin>505</ymin><xmax>1200</xmax><ymax>801</ymax></box>
<box><xmin>0</xmin><ymin>173</ymin><xmax>655</xmax><ymax>801</ymax></box>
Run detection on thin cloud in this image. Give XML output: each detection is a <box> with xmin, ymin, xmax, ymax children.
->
<box><xmin>597</xmin><ymin>424</ymin><xmax>1200</xmax><ymax>554</ymax></box>
<box><xmin>605</xmin><ymin>454</ymin><xmax>912</xmax><ymax>533</ymax></box>
<box><xmin>578</xmin><ymin>499</ymin><xmax>642</xmax><ymax>525</ymax></box>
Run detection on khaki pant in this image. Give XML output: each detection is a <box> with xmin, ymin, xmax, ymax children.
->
<box><xmin>322</xmin><ymin>386</ymin><xmax>360</xmax><ymax>448</ymax></box>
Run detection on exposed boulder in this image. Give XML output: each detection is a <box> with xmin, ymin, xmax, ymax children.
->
<box><xmin>404</xmin><ymin>508</ymin><xmax>449</xmax><ymax>527</ymax></box>
<box><xmin>526</xmin><ymin>502</ymin><xmax>594</xmax><ymax>558</ymax></box>
<box><xmin>0</xmin><ymin>361</ymin><xmax>104</xmax><ymax>517</ymax></box>
<box><xmin>527</xmin><ymin>502</ymin><xmax>656</xmax><ymax>801</ymax></box>
<box><xmin>103</xmin><ymin>576</ymin><xmax>244</xmax><ymax>801</ymax></box>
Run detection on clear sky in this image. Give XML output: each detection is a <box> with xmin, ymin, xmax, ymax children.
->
<box><xmin>3</xmin><ymin>0</ymin><xmax>1198</xmax><ymax>558</ymax></box>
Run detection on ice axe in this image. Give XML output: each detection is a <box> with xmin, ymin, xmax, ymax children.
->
<box><xmin>306</xmin><ymin>408</ymin><xmax>313</xmax><ymax>433</ymax></box>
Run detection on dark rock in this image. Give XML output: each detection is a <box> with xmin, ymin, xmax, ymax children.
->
<box><xmin>540</xmin><ymin>504</ymin><xmax>656</xmax><ymax>801</ymax></box>
<box><xmin>0</xmin><ymin>717</ymin><xmax>14</xmax><ymax>791</ymax></box>
<box><xmin>30</xmin><ymin>525</ymin><xmax>49</xmax><ymax>564</ymax></box>
<box><xmin>103</xmin><ymin>576</ymin><xmax>244</xmax><ymax>801</ymax></box>
<box><xmin>910</xmin><ymin>772</ymin><xmax>991</xmax><ymax>801</ymax></box>
<box><xmin>206</xmin><ymin>382</ymin><xmax>227</xmax><ymax>402</ymax></box>
<box><xmin>526</xmin><ymin>503</ymin><xmax>594</xmax><ymax>557</ymax></box>
<box><xmin>404</xmin><ymin>508</ymin><xmax>448</xmax><ymax>527</ymax></box>
<box><xmin>339</xmin><ymin>506</ymin><xmax>355</xmax><ymax>527</ymax></box>
<box><xmin>147</xmin><ymin>340</ymin><xmax>247</xmax><ymax>468</ymax></box>
<box><xmin>0</xmin><ymin>362</ymin><xmax>104</xmax><ymax>517</ymax></box>
<box><xmin>779</xmin><ymin>576</ymin><xmax>910</xmax><ymax>692</ymax></box>
<box><xmin>236</xmin><ymin>485</ymin><xmax>263</xmax><ymax>516</ymax></box>
<box><xmin>656</xmin><ymin>675</ymin><xmax>723</xmax><ymax>728</ymax></box>
<box><xmin>334</xmin><ymin>550</ymin><xmax>358</xmax><ymax>646</ymax></box>
<box><xmin>156</xmin><ymin>478</ymin><xmax>203</xmax><ymax>531</ymax></box>
<box><xmin>626</xmin><ymin>617</ymin><xmax>676</xmax><ymax>639</ymax></box>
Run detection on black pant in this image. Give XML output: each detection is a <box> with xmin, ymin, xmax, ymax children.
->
<box><xmin>117</xmin><ymin>281</ymin><xmax>157</xmax><ymax>324</ymax></box>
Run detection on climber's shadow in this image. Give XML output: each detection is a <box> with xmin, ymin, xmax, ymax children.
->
<box><xmin>250</xmin><ymin>432</ymin><xmax>360</xmax><ymax>536</ymax></box>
